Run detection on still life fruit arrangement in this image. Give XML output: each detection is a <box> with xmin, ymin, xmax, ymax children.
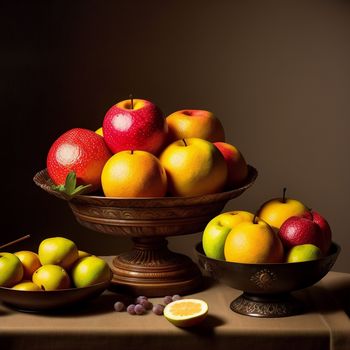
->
<box><xmin>1</xmin><ymin>96</ymin><xmax>338</xmax><ymax>323</ymax></box>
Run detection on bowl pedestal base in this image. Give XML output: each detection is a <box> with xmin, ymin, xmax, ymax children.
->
<box><xmin>108</xmin><ymin>237</ymin><xmax>202</xmax><ymax>297</ymax></box>
<box><xmin>230</xmin><ymin>292</ymin><xmax>304</xmax><ymax>318</ymax></box>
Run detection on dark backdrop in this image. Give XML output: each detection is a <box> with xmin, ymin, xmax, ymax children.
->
<box><xmin>2</xmin><ymin>0</ymin><xmax>350</xmax><ymax>272</ymax></box>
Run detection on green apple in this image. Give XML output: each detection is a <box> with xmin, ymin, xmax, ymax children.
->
<box><xmin>258</xmin><ymin>188</ymin><xmax>308</xmax><ymax>231</ymax></box>
<box><xmin>38</xmin><ymin>237</ymin><xmax>79</xmax><ymax>270</ymax></box>
<box><xmin>202</xmin><ymin>211</ymin><xmax>254</xmax><ymax>260</ymax></box>
<box><xmin>286</xmin><ymin>244</ymin><xmax>322</xmax><ymax>263</ymax></box>
<box><xmin>71</xmin><ymin>256</ymin><xmax>112</xmax><ymax>288</ymax></box>
<box><xmin>0</xmin><ymin>252</ymin><xmax>24</xmax><ymax>287</ymax></box>
<box><xmin>12</xmin><ymin>281</ymin><xmax>42</xmax><ymax>291</ymax></box>
<box><xmin>32</xmin><ymin>264</ymin><xmax>71</xmax><ymax>290</ymax></box>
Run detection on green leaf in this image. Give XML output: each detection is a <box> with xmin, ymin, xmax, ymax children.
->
<box><xmin>50</xmin><ymin>171</ymin><xmax>93</xmax><ymax>198</ymax></box>
<box><xmin>64</xmin><ymin>171</ymin><xmax>77</xmax><ymax>194</ymax></box>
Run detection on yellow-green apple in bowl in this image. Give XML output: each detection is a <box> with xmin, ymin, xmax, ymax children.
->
<box><xmin>286</xmin><ymin>244</ymin><xmax>322</xmax><ymax>263</ymax></box>
<box><xmin>14</xmin><ymin>250</ymin><xmax>41</xmax><ymax>280</ymax></box>
<box><xmin>32</xmin><ymin>264</ymin><xmax>71</xmax><ymax>291</ymax></box>
<box><xmin>159</xmin><ymin>138</ymin><xmax>227</xmax><ymax>197</ymax></box>
<box><xmin>38</xmin><ymin>237</ymin><xmax>79</xmax><ymax>270</ymax></box>
<box><xmin>202</xmin><ymin>211</ymin><xmax>254</xmax><ymax>260</ymax></box>
<box><xmin>0</xmin><ymin>253</ymin><xmax>24</xmax><ymax>288</ymax></box>
<box><xmin>12</xmin><ymin>281</ymin><xmax>42</xmax><ymax>291</ymax></box>
<box><xmin>257</xmin><ymin>188</ymin><xmax>308</xmax><ymax>231</ymax></box>
<box><xmin>214</xmin><ymin>142</ymin><xmax>249</xmax><ymax>188</ymax></box>
<box><xmin>71</xmin><ymin>255</ymin><xmax>112</xmax><ymax>288</ymax></box>
<box><xmin>166</xmin><ymin>109</ymin><xmax>225</xmax><ymax>143</ymax></box>
<box><xmin>102</xmin><ymin>98</ymin><xmax>168</xmax><ymax>155</ymax></box>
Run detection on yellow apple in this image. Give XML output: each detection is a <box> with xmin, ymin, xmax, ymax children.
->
<box><xmin>159</xmin><ymin>138</ymin><xmax>227</xmax><ymax>197</ymax></box>
<box><xmin>78</xmin><ymin>250</ymin><xmax>91</xmax><ymax>259</ymax></box>
<box><xmin>0</xmin><ymin>252</ymin><xmax>24</xmax><ymax>287</ymax></box>
<box><xmin>32</xmin><ymin>264</ymin><xmax>71</xmax><ymax>291</ymax></box>
<box><xmin>166</xmin><ymin>109</ymin><xmax>225</xmax><ymax>143</ymax></box>
<box><xmin>38</xmin><ymin>237</ymin><xmax>79</xmax><ymax>270</ymax></box>
<box><xmin>202</xmin><ymin>211</ymin><xmax>254</xmax><ymax>260</ymax></box>
<box><xmin>71</xmin><ymin>256</ymin><xmax>112</xmax><ymax>288</ymax></box>
<box><xmin>258</xmin><ymin>188</ymin><xmax>308</xmax><ymax>231</ymax></box>
<box><xmin>14</xmin><ymin>250</ymin><xmax>42</xmax><ymax>280</ymax></box>
<box><xmin>12</xmin><ymin>281</ymin><xmax>42</xmax><ymax>291</ymax></box>
<box><xmin>95</xmin><ymin>127</ymin><xmax>103</xmax><ymax>136</ymax></box>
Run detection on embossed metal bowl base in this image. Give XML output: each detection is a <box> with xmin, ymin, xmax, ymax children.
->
<box><xmin>33</xmin><ymin>166</ymin><xmax>257</xmax><ymax>297</ymax></box>
<box><xmin>195</xmin><ymin>242</ymin><xmax>340</xmax><ymax>317</ymax></box>
<box><xmin>230</xmin><ymin>293</ymin><xmax>304</xmax><ymax>317</ymax></box>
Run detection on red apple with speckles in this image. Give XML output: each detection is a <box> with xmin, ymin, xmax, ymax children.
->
<box><xmin>278</xmin><ymin>211</ymin><xmax>332</xmax><ymax>255</ymax></box>
<box><xmin>301</xmin><ymin>210</ymin><xmax>332</xmax><ymax>254</ymax></box>
<box><xmin>46</xmin><ymin>128</ymin><xmax>112</xmax><ymax>191</ymax></box>
<box><xmin>102</xmin><ymin>98</ymin><xmax>168</xmax><ymax>155</ymax></box>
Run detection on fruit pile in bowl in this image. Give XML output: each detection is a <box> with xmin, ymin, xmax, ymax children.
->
<box><xmin>0</xmin><ymin>237</ymin><xmax>111</xmax><ymax>312</ymax></box>
<box><xmin>43</xmin><ymin>97</ymin><xmax>252</xmax><ymax>199</ymax></box>
<box><xmin>195</xmin><ymin>189</ymin><xmax>340</xmax><ymax>318</ymax></box>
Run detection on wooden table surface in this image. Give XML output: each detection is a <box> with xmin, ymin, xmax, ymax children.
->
<box><xmin>0</xmin><ymin>270</ymin><xmax>349</xmax><ymax>350</ymax></box>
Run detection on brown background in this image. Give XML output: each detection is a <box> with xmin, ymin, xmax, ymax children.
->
<box><xmin>2</xmin><ymin>0</ymin><xmax>349</xmax><ymax>272</ymax></box>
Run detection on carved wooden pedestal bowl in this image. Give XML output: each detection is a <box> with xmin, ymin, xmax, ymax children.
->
<box><xmin>195</xmin><ymin>242</ymin><xmax>340</xmax><ymax>317</ymax></box>
<box><xmin>33</xmin><ymin>166</ymin><xmax>257</xmax><ymax>297</ymax></box>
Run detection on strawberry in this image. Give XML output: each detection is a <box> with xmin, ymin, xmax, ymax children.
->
<box><xmin>46</xmin><ymin>128</ymin><xmax>112</xmax><ymax>191</ymax></box>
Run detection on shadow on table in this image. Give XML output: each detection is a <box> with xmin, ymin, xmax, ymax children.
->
<box><xmin>305</xmin><ymin>277</ymin><xmax>350</xmax><ymax>317</ymax></box>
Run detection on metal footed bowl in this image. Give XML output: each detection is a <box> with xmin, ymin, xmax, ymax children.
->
<box><xmin>195</xmin><ymin>242</ymin><xmax>340</xmax><ymax>318</ymax></box>
<box><xmin>33</xmin><ymin>166</ymin><xmax>258</xmax><ymax>297</ymax></box>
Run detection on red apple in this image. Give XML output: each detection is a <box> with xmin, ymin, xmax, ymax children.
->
<box><xmin>102</xmin><ymin>98</ymin><xmax>168</xmax><ymax>155</ymax></box>
<box><xmin>214</xmin><ymin>142</ymin><xmax>248</xmax><ymax>188</ymax></box>
<box><xmin>278</xmin><ymin>216</ymin><xmax>328</xmax><ymax>254</ymax></box>
<box><xmin>47</xmin><ymin>128</ymin><xmax>112</xmax><ymax>191</ymax></box>
<box><xmin>301</xmin><ymin>211</ymin><xmax>332</xmax><ymax>255</ymax></box>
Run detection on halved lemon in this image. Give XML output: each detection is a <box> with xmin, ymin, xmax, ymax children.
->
<box><xmin>163</xmin><ymin>298</ymin><xmax>208</xmax><ymax>327</ymax></box>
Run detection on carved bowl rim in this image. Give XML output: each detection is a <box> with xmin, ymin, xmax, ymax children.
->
<box><xmin>33</xmin><ymin>165</ymin><xmax>258</xmax><ymax>208</ymax></box>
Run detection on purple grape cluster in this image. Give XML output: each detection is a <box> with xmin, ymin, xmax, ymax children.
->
<box><xmin>113</xmin><ymin>294</ymin><xmax>181</xmax><ymax>316</ymax></box>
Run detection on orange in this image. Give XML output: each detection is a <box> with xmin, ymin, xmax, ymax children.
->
<box><xmin>101</xmin><ymin>150</ymin><xmax>167</xmax><ymax>197</ymax></box>
<box><xmin>224</xmin><ymin>218</ymin><xmax>284</xmax><ymax>263</ymax></box>
<box><xmin>14</xmin><ymin>251</ymin><xmax>42</xmax><ymax>280</ymax></box>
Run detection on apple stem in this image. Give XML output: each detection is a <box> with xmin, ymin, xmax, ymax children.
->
<box><xmin>0</xmin><ymin>234</ymin><xmax>31</xmax><ymax>250</ymax></box>
<box><xmin>182</xmin><ymin>139</ymin><xmax>188</xmax><ymax>147</ymax></box>
<box><xmin>131</xmin><ymin>150</ymin><xmax>134</xmax><ymax>155</ymax></box>
<box><xmin>129</xmin><ymin>94</ymin><xmax>134</xmax><ymax>109</ymax></box>
<box><xmin>253</xmin><ymin>214</ymin><xmax>258</xmax><ymax>224</ymax></box>
<box><xmin>282</xmin><ymin>187</ymin><xmax>287</xmax><ymax>203</ymax></box>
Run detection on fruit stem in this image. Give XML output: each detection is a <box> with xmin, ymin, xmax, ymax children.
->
<box><xmin>253</xmin><ymin>214</ymin><xmax>258</xmax><ymax>224</ymax></box>
<box><xmin>131</xmin><ymin>150</ymin><xmax>134</xmax><ymax>155</ymax></box>
<box><xmin>282</xmin><ymin>187</ymin><xmax>287</xmax><ymax>203</ymax></box>
<box><xmin>182</xmin><ymin>139</ymin><xmax>187</xmax><ymax>147</ymax></box>
<box><xmin>129</xmin><ymin>94</ymin><xmax>134</xmax><ymax>109</ymax></box>
<box><xmin>0</xmin><ymin>234</ymin><xmax>31</xmax><ymax>250</ymax></box>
